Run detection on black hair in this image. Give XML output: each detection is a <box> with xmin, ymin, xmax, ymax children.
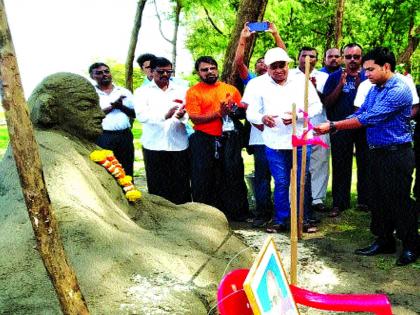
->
<box><xmin>298</xmin><ymin>46</ymin><xmax>318</xmax><ymax>58</ymax></box>
<box><xmin>136</xmin><ymin>53</ymin><xmax>157</xmax><ymax>68</ymax></box>
<box><xmin>341</xmin><ymin>42</ymin><xmax>363</xmax><ymax>54</ymax></box>
<box><xmin>194</xmin><ymin>56</ymin><xmax>218</xmax><ymax>72</ymax></box>
<box><xmin>150</xmin><ymin>57</ymin><xmax>172</xmax><ymax>70</ymax></box>
<box><xmin>88</xmin><ymin>62</ymin><xmax>109</xmax><ymax>74</ymax></box>
<box><xmin>362</xmin><ymin>47</ymin><xmax>396</xmax><ymax>72</ymax></box>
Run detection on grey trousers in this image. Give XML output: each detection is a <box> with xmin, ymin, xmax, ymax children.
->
<box><xmin>309</xmin><ymin>134</ymin><xmax>330</xmax><ymax>205</ymax></box>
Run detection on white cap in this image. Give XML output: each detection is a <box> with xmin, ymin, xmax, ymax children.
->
<box><xmin>264</xmin><ymin>47</ymin><xmax>292</xmax><ymax>65</ymax></box>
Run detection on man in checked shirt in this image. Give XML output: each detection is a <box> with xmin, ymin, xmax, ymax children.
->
<box><xmin>315</xmin><ymin>47</ymin><xmax>419</xmax><ymax>266</ymax></box>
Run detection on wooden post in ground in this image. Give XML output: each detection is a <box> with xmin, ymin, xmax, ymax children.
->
<box><xmin>0</xmin><ymin>2</ymin><xmax>90</xmax><ymax>314</ymax></box>
<box><xmin>298</xmin><ymin>55</ymin><xmax>311</xmax><ymax>239</ymax></box>
<box><xmin>290</xmin><ymin>103</ymin><xmax>298</xmax><ymax>285</ymax></box>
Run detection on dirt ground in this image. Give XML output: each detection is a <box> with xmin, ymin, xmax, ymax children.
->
<box><xmin>230</xmin><ymin>211</ymin><xmax>420</xmax><ymax>315</ymax></box>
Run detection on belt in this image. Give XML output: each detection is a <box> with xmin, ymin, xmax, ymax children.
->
<box><xmin>369</xmin><ymin>142</ymin><xmax>411</xmax><ymax>151</ymax></box>
<box><xmin>103</xmin><ymin>128</ymin><xmax>131</xmax><ymax>134</ymax></box>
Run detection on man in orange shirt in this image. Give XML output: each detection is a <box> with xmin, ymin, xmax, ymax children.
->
<box><xmin>186</xmin><ymin>56</ymin><xmax>249</xmax><ymax>221</ymax></box>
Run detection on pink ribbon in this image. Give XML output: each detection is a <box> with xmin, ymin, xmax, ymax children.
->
<box><xmin>292</xmin><ymin>110</ymin><xmax>329</xmax><ymax>148</ymax></box>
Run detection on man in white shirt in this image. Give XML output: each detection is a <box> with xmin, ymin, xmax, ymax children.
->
<box><xmin>134</xmin><ymin>57</ymin><xmax>191</xmax><ymax>204</ymax></box>
<box><xmin>289</xmin><ymin>47</ymin><xmax>330</xmax><ymax>213</ymax></box>
<box><xmin>243</xmin><ymin>47</ymin><xmax>322</xmax><ymax>233</ymax></box>
<box><xmin>89</xmin><ymin>62</ymin><xmax>136</xmax><ymax>176</ymax></box>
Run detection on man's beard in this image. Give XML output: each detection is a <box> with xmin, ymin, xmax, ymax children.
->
<box><xmin>202</xmin><ymin>75</ymin><xmax>218</xmax><ymax>84</ymax></box>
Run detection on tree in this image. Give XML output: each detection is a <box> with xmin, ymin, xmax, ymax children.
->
<box><xmin>334</xmin><ymin>0</ymin><xmax>345</xmax><ymax>47</ymax></box>
<box><xmin>125</xmin><ymin>0</ymin><xmax>147</xmax><ymax>92</ymax></box>
<box><xmin>0</xmin><ymin>2</ymin><xmax>89</xmax><ymax>314</ymax></box>
<box><xmin>221</xmin><ymin>0</ymin><xmax>268</xmax><ymax>90</ymax></box>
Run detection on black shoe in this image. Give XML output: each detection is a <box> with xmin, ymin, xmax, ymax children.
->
<box><xmin>306</xmin><ymin>217</ymin><xmax>321</xmax><ymax>225</ymax></box>
<box><xmin>312</xmin><ymin>203</ymin><xmax>329</xmax><ymax>212</ymax></box>
<box><xmin>356</xmin><ymin>204</ymin><xmax>369</xmax><ymax>212</ymax></box>
<box><xmin>252</xmin><ymin>218</ymin><xmax>268</xmax><ymax>228</ymax></box>
<box><xmin>396</xmin><ymin>249</ymin><xmax>418</xmax><ymax>266</ymax></box>
<box><xmin>354</xmin><ymin>240</ymin><xmax>396</xmax><ymax>256</ymax></box>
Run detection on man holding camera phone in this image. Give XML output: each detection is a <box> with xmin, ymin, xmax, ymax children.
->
<box><xmin>234</xmin><ymin>21</ymin><xmax>286</xmax><ymax>228</ymax></box>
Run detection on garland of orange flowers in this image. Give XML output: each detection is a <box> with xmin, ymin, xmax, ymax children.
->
<box><xmin>89</xmin><ymin>150</ymin><xmax>142</xmax><ymax>202</ymax></box>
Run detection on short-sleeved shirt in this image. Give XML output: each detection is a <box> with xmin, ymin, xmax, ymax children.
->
<box><xmin>323</xmin><ymin>68</ymin><xmax>366</xmax><ymax>121</ymax></box>
<box><xmin>185</xmin><ymin>81</ymin><xmax>242</xmax><ymax>136</ymax></box>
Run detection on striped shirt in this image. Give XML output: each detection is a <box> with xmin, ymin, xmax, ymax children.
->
<box><xmin>353</xmin><ymin>75</ymin><xmax>413</xmax><ymax>147</ymax></box>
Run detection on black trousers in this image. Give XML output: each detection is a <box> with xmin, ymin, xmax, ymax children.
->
<box><xmin>189</xmin><ymin>131</ymin><xmax>249</xmax><ymax>220</ymax></box>
<box><xmin>142</xmin><ymin>148</ymin><xmax>191</xmax><ymax>205</ymax></box>
<box><xmin>330</xmin><ymin>128</ymin><xmax>370</xmax><ymax>210</ymax></box>
<box><xmin>413</xmin><ymin>134</ymin><xmax>420</xmax><ymax>200</ymax></box>
<box><xmin>369</xmin><ymin>145</ymin><xmax>419</xmax><ymax>250</ymax></box>
<box><xmin>96</xmin><ymin>129</ymin><xmax>134</xmax><ymax>177</ymax></box>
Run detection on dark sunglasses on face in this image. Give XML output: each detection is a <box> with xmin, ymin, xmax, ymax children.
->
<box><xmin>269</xmin><ymin>62</ymin><xmax>287</xmax><ymax>70</ymax></box>
<box><xmin>344</xmin><ymin>54</ymin><xmax>361</xmax><ymax>60</ymax></box>
<box><xmin>199</xmin><ymin>66</ymin><xmax>217</xmax><ymax>73</ymax></box>
<box><xmin>155</xmin><ymin>69</ymin><xmax>174</xmax><ymax>75</ymax></box>
<box><xmin>93</xmin><ymin>69</ymin><xmax>110</xmax><ymax>75</ymax></box>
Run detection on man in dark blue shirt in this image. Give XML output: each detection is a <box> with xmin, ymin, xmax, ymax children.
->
<box><xmin>315</xmin><ymin>47</ymin><xmax>419</xmax><ymax>266</ymax></box>
<box><xmin>323</xmin><ymin>43</ymin><xmax>370</xmax><ymax>217</ymax></box>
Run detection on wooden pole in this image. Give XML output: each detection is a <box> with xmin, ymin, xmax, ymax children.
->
<box><xmin>298</xmin><ymin>55</ymin><xmax>311</xmax><ymax>239</ymax></box>
<box><xmin>290</xmin><ymin>103</ymin><xmax>298</xmax><ymax>285</ymax></box>
<box><xmin>0</xmin><ymin>2</ymin><xmax>90</xmax><ymax>314</ymax></box>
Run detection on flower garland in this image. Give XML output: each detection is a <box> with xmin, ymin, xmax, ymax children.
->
<box><xmin>89</xmin><ymin>150</ymin><xmax>142</xmax><ymax>202</ymax></box>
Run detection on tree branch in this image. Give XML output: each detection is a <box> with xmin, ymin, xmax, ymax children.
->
<box><xmin>203</xmin><ymin>5</ymin><xmax>224</xmax><ymax>36</ymax></box>
<box><xmin>153</xmin><ymin>0</ymin><xmax>173</xmax><ymax>44</ymax></box>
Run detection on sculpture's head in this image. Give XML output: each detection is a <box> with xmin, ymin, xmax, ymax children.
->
<box><xmin>29</xmin><ymin>72</ymin><xmax>105</xmax><ymax>141</ymax></box>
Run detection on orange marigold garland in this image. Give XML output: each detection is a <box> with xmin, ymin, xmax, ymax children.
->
<box><xmin>90</xmin><ymin>150</ymin><xmax>142</xmax><ymax>202</ymax></box>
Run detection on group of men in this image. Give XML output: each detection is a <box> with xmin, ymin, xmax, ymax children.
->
<box><xmin>88</xmin><ymin>23</ymin><xmax>419</xmax><ymax>266</ymax></box>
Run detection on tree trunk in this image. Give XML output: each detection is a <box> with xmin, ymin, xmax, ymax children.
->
<box><xmin>125</xmin><ymin>0</ymin><xmax>147</xmax><ymax>92</ymax></box>
<box><xmin>397</xmin><ymin>16</ymin><xmax>419</xmax><ymax>67</ymax></box>
<box><xmin>0</xmin><ymin>2</ymin><xmax>90</xmax><ymax>314</ymax></box>
<box><xmin>221</xmin><ymin>0</ymin><xmax>268</xmax><ymax>92</ymax></box>
<box><xmin>171</xmin><ymin>0</ymin><xmax>182</xmax><ymax>72</ymax></box>
<box><xmin>334</xmin><ymin>0</ymin><xmax>345</xmax><ymax>48</ymax></box>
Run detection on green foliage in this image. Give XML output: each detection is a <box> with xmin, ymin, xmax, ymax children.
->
<box><xmin>182</xmin><ymin>0</ymin><xmax>419</xmax><ymax>79</ymax></box>
<box><xmin>105</xmin><ymin>59</ymin><xmax>145</xmax><ymax>89</ymax></box>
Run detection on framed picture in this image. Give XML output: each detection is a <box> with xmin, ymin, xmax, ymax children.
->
<box><xmin>244</xmin><ymin>236</ymin><xmax>299</xmax><ymax>315</ymax></box>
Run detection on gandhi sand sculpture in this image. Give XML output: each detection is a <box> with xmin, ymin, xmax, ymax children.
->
<box><xmin>0</xmin><ymin>73</ymin><xmax>252</xmax><ymax>314</ymax></box>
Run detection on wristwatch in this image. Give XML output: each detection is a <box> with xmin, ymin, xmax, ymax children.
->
<box><xmin>329</xmin><ymin>121</ymin><xmax>337</xmax><ymax>133</ymax></box>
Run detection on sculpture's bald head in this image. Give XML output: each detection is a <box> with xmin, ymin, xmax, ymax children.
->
<box><xmin>29</xmin><ymin>73</ymin><xmax>105</xmax><ymax>141</ymax></box>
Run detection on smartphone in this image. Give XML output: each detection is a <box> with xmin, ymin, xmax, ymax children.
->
<box><xmin>247</xmin><ymin>22</ymin><xmax>269</xmax><ymax>32</ymax></box>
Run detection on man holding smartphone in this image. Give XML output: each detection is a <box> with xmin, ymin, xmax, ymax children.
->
<box><xmin>234</xmin><ymin>21</ymin><xmax>286</xmax><ymax>228</ymax></box>
<box><xmin>89</xmin><ymin>62</ymin><xmax>136</xmax><ymax>177</ymax></box>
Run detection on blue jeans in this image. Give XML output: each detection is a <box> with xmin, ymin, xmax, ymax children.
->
<box><xmin>265</xmin><ymin>146</ymin><xmax>312</xmax><ymax>225</ymax></box>
<box><xmin>252</xmin><ymin>145</ymin><xmax>273</xmax><ymax>219</ymax></box>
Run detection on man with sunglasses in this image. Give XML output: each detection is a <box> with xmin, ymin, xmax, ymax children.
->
<box><xmin>134</xmin><ymin>57</ymin><xmax>191</xmax><ymax>204</ymax></box>
<box><xmin>185</xmin><ymin>56</ymin><xmax>249</xmax><ymax>221</ymax></box>
<box><xmin>243</xmin><ymin>47</ymin><xmax>322</xmax><ymax>233</ymax></box>
<box><xmin>89</xmin><ymin>62</ymin><xmax>136</xmax><ymax>177</ymax></box>
<box><xmin>323</xmin><ymin>43</ymin><xmax>370</xmax><ymax>217</ymax></box>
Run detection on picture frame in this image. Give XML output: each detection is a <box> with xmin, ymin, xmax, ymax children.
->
<box><xmin>244</xmin><ymin>236</ymin><xmax>300</xmax><ymax>315</ymax></box>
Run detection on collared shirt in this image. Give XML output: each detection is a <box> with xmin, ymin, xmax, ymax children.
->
<box><xmin>354</xmin><ymin>73</ymin><xmax>419</xmax><ymax>107</ymax></box>
<box><xmin>185</xmin><ymin>81</ymin><xmax>242</xmax><ymax>136</ymax></box>
<box><xmin>134</xmin><ymin>80</ymin><xmax>189</xmax><ymax>151</ymax></box>
<box><xmin>95</xmin><ymin>85</ymin><xmax>134</xmax><ymax>131</ymax></box>
<box><xmin>323</xmin><ymin>68</ymin><xmax>366</xmax><ymax>121</ymax></box>
<box><xmin>353</xmin><ymin>75</ymin><xmax>413</xmax><ymax>147</ymax></box>
<box><xmin>243</xmin><ymin>73</ymin><xmax>322</xmax><ymax>150</ymax></box>
<box><xmin>289</xmin><ymin>68</ymin><xmax>329</xmax><ymax>125</ymax></box>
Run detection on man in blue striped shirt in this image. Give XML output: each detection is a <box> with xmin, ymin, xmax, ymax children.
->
<box><xmin>314</xmin><ymin>47</ymin><xmax>419</xmax><ymax>266</ymax></box>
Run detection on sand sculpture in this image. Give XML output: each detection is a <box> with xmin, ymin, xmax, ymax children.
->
<box><xmin>0</xmin><ymin>73</ymin><xmax>252</xmax><ymax>314</ymax></box>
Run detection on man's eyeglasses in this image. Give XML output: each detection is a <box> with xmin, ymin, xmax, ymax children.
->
<box><xmin>199</xmin><ymin>66</ymin><xmax>217</xmax><ymax>73</ymax></box>
<box><xmin>344</xmin><ymin>54</ymin><xmax>361</xmax><ymax>60</ymax></box>
<box><xmin>269</xmin><ymin>62</ymin><xmax>287</xmax><ymax>70</ymax></box>
<box><xmin>93</xmin><ymin>69</ymin><xmax>110</xmax><ymax>75</ymax></box>
<box><xmin>155</xmin><ymin>69</ymin><xmax>174</xmax><ymax>75</ymax></box>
